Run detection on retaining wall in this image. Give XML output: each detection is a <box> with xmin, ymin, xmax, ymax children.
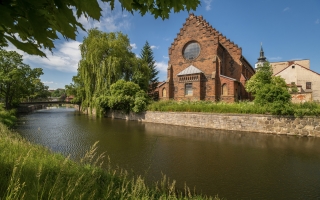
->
<box><xmin>106</xmin><ymin>111</ymin><xmax>320</xmax><ymax>137</ymax></box>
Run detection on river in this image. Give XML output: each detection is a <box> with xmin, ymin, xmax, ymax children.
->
<box><xmin>15</xmin><ymin>108</ymin><xmax>320</xmax><ymax>199</ymax></box>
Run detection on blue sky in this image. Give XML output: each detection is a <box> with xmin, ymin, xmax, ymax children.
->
<box><xmin>6</xmin><ymin>0</ymin><xmax>320</xmax><ymax>89</ymax></box>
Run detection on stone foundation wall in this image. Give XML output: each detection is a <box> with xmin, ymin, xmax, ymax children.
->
<box><xmin>106</xmin><ymin>111</ymin><xmax>320</xmax><ymax>137</ymax></box>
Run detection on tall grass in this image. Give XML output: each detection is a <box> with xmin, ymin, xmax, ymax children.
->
<box><xmin>148</xmin><ymin>100</ymin><xmax>267</xmax><ymax>114</ymax></box>
<box><xmin>0</xmin><ymin>123</ymin><xmax>222</xmax><ymax>199</ymax></box>
<box><xmin>0</xmin><ymin>104</ymin><xmax>16</xmax><ymax>127</ymax></box>
<box><xmin>148</xmin><ymin>100</ymin><xmax>320</xmax><ymax>117</ymax></box>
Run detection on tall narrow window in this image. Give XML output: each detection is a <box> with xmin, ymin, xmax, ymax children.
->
<box><xmin>306</xmin><ymin>82</ymin><xmax>312</xmax><ymax>89</ymax></box>
<box><xmin>222</xmin><ymin>84</ymin><xmax>228</xmax><ymax>95</ymax></box>
<box><xmin>185</xmin><ymin>83</ymin><xmax>193</xmax><ymax>95</ymax></box>
<box><xmin>162</xmin><ymin>88</ymin><xmax>167</xmax><ymax>97</ymax></box>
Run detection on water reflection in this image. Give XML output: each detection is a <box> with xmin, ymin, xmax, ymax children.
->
<box><xmin>16</xmin><ymin>108</ymin><xmax>320</xmax><ymax>199</ymax></box>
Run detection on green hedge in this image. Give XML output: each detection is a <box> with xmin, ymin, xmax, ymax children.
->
<box><xmin>148</xmin><ymin>100</ymin><xmax>320</xmax><ymax>117</ymax></box>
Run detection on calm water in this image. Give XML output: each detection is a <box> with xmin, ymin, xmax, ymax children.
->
<box><xmin>16</xmin><ymin>108</ymin><xmax>320</xmax><ymax>199</ymax></box>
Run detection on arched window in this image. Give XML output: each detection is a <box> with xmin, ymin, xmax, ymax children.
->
<box><xmin>162</xmin><ymin>88</ymin><xmax>167</xmax><ymax>97</ymax></box>
<box><xmin>222</xmin><ymin>84</ymin><xmax>228</xmax><ymax>96</ymax></box>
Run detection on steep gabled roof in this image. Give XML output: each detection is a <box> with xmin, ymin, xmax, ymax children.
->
<box><xmin>177</xmin><ymin>65</ymin><xmax>203</xmax><ymax>76</ymax></box>
<box><xmin>169</xmin><ymin>13</ymin><xmax>242</xmax><ymax>58</ymax></box>
<box><xmin>274</xmin><ymin>63</ymin><xmax>320</xmax><ymax>76</ymax></box>
<box><xmin>157</xmin><ymin>81</ymin><xmax>166</xmax><ymax>87</ymax></box>
<box><xmin>220</xmin><ymin>75</ymin><xmax>237</xmax><ymax>81</ymax></box>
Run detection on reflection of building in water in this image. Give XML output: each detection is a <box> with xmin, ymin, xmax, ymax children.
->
<box><xmin>158</xmin><ymin>13</ymin><xmax>255</xmax><ymax>102</ymax></box>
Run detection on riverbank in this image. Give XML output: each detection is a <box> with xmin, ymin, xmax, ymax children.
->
<box><xmin>106</xmin><ymin>111</ymin><xmax>320</xmax><ymax>137</ymax></box>
<box><xmin>17</xmin><ymin>104</ymin><xmax>46</xmax><ymax>113</ymax></box>
<box><xmin>0</xmin><ymin>122</ymin><xmax>220</xmax><ymax>199</ymax></box>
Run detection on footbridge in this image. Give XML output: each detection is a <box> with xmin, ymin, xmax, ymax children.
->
<box><xmin>18</xmin><ymin>101</ymin><xmax>79</xmax><ymax>113</ymax></box>
<box><xmin>19</xmin><ymin>101</ymin><xmax>76</xmax><ymax>105</ymax></box>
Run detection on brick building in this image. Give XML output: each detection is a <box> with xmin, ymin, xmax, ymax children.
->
<box><xmin>158</xmin><ymin>14</ymin><xmax>255</xmax><ymax>102</ymax></box>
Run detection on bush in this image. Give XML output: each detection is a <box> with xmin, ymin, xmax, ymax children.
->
<box><xmin>245</xmin><ymin>62</ymin><xmax>292</xmax><ymax>106</ymax></box>
<box><xmin>105</xmin><ymin>80</ymin><xmax>148</xmax><ymax>113</ymax></box>
<box><xmin>148</xmin><ymin>100</ymin><xmax>320</xmax><ymax>117</ymax></box>
<box><xmin>0</xmin><ymin>104</ymin><xmax>16</xmax><ymax>127</ymax></box>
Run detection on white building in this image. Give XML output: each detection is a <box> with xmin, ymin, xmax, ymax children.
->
<box><xmin>271</xmin><ymin>60</ymin><xmax>320</xmax><ymax>103</ymax></box>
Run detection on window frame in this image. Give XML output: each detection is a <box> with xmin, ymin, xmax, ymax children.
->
<box><xmin>183</xmin><ymin>42</ymin><xmax>201</xmax><ymax>60</ymax></box>
<box><xmin>185</xmin><ymin>83</ymin><xmax>193</xmax><ymax>96</ymax></box>
<box><xmin>221</xmin><ymin>83</ymin><xmax>228</xmax><ymax>96</ymax></box>
<box><xmin>306</xmin><ymin>82</ymin><xmax>312</xmax><ymax>89</ymax></box>
<box><xmin>162</xmin><ymin>88</ymin><xmax>167</xmax><ymax>97</ymax></box>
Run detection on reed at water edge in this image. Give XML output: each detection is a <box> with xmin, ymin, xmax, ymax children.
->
<box><xmin>0</xmin><ymin>122</ymin><xmax>222</xmax><ymax>200</ymax></box>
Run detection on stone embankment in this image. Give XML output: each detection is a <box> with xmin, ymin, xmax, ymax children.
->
<box><xmin>106</xmin><ymin>111</ymin><xmax>320</xmax><ymax>137</ymax></box>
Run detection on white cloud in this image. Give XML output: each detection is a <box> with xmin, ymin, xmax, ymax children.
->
<box><xmin>268</xmin><ymin>56</ymin><xmax>282</xmax><ymax>61</ymax></box>
<box><xmin>150</xmin><ymin>45</ymin><xmax>159</xmax><ymax>49</ymax></box>
<box><xmin>203</xmin><ymin>0</ymin><xmax>212</xmax><ymax>11</ymax></box>
<box><xmin>77</xmin><ymin>2</ymin><xmax>131</xmax><ymax>32</ymax></box>
<box><xmin>163</xmin><ymin>56</ymin><xmax>169</xmax><ymax>59</ymax></box>
<box><xmin>5</xmin><ymin>40</ymin><xmax>81</xmax><ymax>73</ymax></box>
<box><xmin>155</xmin><ymin>61</ymin><xmax>168</xmax><ymax>72</ymax></box>
<box><xmin>130</xmin><ymin>43</ymin><xmax>137</xmax><ymax>49</ymax></box>
<box><xmin>283</xmin><ymin>7</ymin><xmax>290</xmax><ymax>12</ymax></box>
<box><xmin>42</xmin><ymin>81</ymin><xmax>54</xmax><ymax>84</ymax></box>
<box><xmin>315</xmin><ymin>19</ymin><xmax>320</xmax><ymax>24</ymax></box>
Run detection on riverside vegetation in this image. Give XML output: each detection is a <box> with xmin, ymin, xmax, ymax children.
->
<box><xmin>148</xmin><ymin>62</ymin><xmax>320</xmax><ymax>117</ymax></box>
<box><xmin>0</xmin><ymin>107</ymin><xmax>221</xmax><ymax>199</ymax></box>
<box><xmin>147</xmin><ymin>100</ymin><xmax>320</xmax><ymax>117</ymax></box>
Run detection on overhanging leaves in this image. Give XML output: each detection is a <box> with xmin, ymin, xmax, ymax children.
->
<box><xmin>0</xmin><ymin>0</ymin><xmax>200</xmax><ymax>57</ymax></box>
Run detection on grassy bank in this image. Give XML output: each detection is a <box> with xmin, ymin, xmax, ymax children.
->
<box><xmin>0</xmin><ymin>123</ymin><xmax>221</xmax><ymax>199</ymax></box>
<box><xmin>0</xmin><ymin>104</ymin><xmax>16</xmax><ymax>127</ymax></box>
<box><xmin>148</xmin><ymin>100</ymin><xmax>320</xmax><ymax>117</ymax></box>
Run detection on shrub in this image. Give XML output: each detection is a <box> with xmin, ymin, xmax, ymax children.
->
<box><xmin>0</xmin><ymin>104</ymin><xmax>16</xmax><ymax>127</ymax></box>
<box><xmin>148</xmin><ymin>100</ymin><xmax>320</xmax><ymax>117</ymax></box>
<box><xmin>105</xmin><ymin>80</ymin><xmax>148</xmax><ymax>113</ymax></box>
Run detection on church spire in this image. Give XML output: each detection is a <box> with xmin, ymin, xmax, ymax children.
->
<box><xmin>258</xmin><ymin>43</ymin><xmax>266</xmax><ymax>62</ymax></box>
<box><xmin>255</xmin><ymin>43</ymin><xmax>267</xmax><ymax>69</ymax></box>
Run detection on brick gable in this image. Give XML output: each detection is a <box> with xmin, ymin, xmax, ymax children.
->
<box><xmin>158</xmin><ymin>13</ymin><xmax>254</xmax><ymax>102</ymax></box>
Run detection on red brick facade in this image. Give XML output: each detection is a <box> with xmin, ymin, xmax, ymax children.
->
<box><xmin>158</xmin><ymin>14</ymin><xmax>255</xmax><ymax>102</ymax></box>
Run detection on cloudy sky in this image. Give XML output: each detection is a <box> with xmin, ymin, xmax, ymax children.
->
<box><xmin>5</xmin><ymin>0</ymin><xmax>320</xmax><ymax>89</ymax></box>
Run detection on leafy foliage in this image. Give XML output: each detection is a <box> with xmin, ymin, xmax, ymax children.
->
<box><xmin>0</xmin><ymin>104</ymin><xmax>16</xmax><ymax>127</ymax></box>
<box><xmin>245</xmin><ymin>62</ymin><xmax>291</xmax><ymax>105</ymax></box>
<box><xmin>148</xmin><ymin>100</ymin><xmax>268</xmax><ymax>114</ymax></box>
<box><xmin>140</xmin><ymin>41</ymin><xmax>159</xmax><ymax>100</ymax></box>
<box><xmin>0</xmin><ymin>0</ymin><xmax>200</xmax><ymax>56</ymax></box>
<box><xmin>50</xmin><ymin>89</ymin><xmax>65</xmax><ymax>98</ymax></box>
<box><xmin>245</xmin><ymin>62</ymin><xmax>273</xmax><ymax>96</ymax></box>
<box><xmin>148</xmin><ymin>100</ymin><xmax>320</xmax><ymax>117</ymax></box>
<box><xmin>70</xmin><ymin>29</ymin><xmax>150</xmax><ymax>114</ymax></box>
<box><xmin>104</xmin><ymin>80</ymin><xmax>148</xmax><ymax>113</ymax></box>
<box><xmin>65</xmin><ymin>74</ymin><xmax>85</xmax><ymax>104</ymax></box>
<box><xmin>74</xmin><ymin>29</ymin><xmax>144</xmax><ymax>111</ymax></box>
<box><xmin>0</xmin><ymin>49</ymin><xmax>49</xmax><ymax>109</ymax></box>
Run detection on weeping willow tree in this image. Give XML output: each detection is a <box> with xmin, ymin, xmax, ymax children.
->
<box><xmin>76</xmin><ymin>29</ymin><xmax>149</xmax><ymax>114</ymax></box>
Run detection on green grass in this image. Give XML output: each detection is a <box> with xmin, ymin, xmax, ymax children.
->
<box><xmin>147</xmin><ymin>100</ymin><xmax>320</xmax><ymax>117</ymax></box>
<box><xmin>0</xmin><ymin>104</ymin><xmax>16</xmax><ymax>127</ymax></box>
<box><xmin>0</xmin><ymin>123</ymin><xmax>222</xmax><ymax>199</ymax></box>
